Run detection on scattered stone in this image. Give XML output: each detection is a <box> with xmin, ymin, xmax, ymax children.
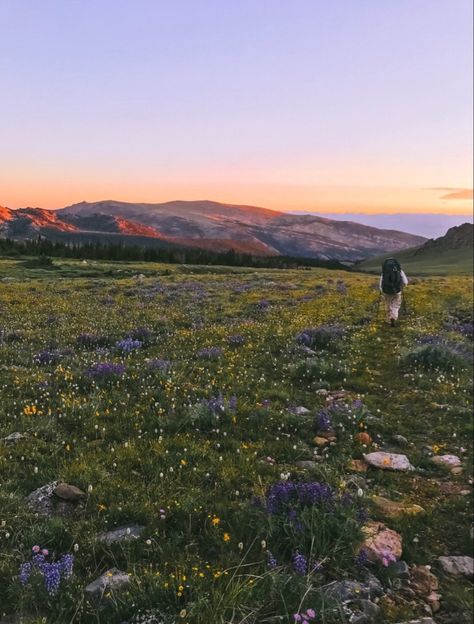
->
<box><xmin>315</xmin><ymin>388</ymin><xmax>329</xmax><ymax>396</ymax></box>
<box><xmin>313</xmin><ymin>436</ymin><xmax>330</xmax><ymax>447</ymax></box>
<box><xmin>85</xmin><ymin>568</ymin><xmax>130</xmax><ymax>598</ymax></box>
<box><xmin>355</xmin><ymin>432</ymin><xmax>372</xmax><ymax>445</ymax></box>
<box><xmin>410</xmin><ymin>565</ymin><xmax>441</xmax><ymax>612</ymax></box>
<box><xmin>294</xmin><ymin>460</ymin><xmax>318</xmax><ymax>471</ymax></box>
<box><xmin>388</xmin><ymin>560</ymin><xmax>410</xmax><ymax>580</ymax></box>
<box><xmin>371</xmin><ymin>495</ymin><xmax>425</xmax><ymax>519</ymax></box>
<box><xmin>98</xmin><ymin>524</ymin><xmax>145</xmax><ymax>545</ymax></box>
<box><xmin>53</xmin><ymin>483</ymin><xmax>86</xmax><ymax>502</ymax></box>
<box><xmin>25</xmin><ymin>481</ymin><xmax>59</xmax><ymax>516</ymax></box>
<box><xmin>393</xmin><ymin>434</ymin><xmax>409</xmax><ymax>447</ymax></box>
<box><xmin>26</xmin><ymin>481</ymin><xmax>85</xmax><ymax>517</ymax></box>
<box><xmin>349</xmin><ymin>599</ymin><xmax>381</xmax><ymax>624</ymax></box>
<box><xmin>292</xmin><ymin>406</ymin><xmax>310</xmax><ymax>416</ymax></box>
<box><xmin>2</xmin><ymin>432</ymin><xmax>25</xmax><ymax>444</ymax></box>
<box><xmin>1</xmin><ymin>277</ymin><xmax>16</xmax><ymax>282</ymax></box>
<box><xmin>363</xmin><ymin>452</ymin><xmax>414</xmax><ymax>472</ymax></box>
<box><xmin>317</xmin><ymin>430</ymin><xmax>337</xmax><ymax>441</ymax></box>
<box><xmin>398</xmin><ymin>618</ymin><xmax>436</xmax><ymax>624</ymax></box>
<box><xmin>431</xmin><ymin>454</ymin><xmax>462</xmax><ymax>474</ymax></box>
<box><xmin>361</xmin><ymin>521</ymin><xmax>403</xmax><ymax>565</ymax></box>
<box><xmin>438</xmin><ymin>555</ymin><xmax>474</xmax><ymax>578</ymax></box>
<box><xmin>347</xmin><ymin>459</ymin><xmax>368</xmax><ymax>473</ymax></box>
<box><xmin>299</xmin><ymin>345</ymin><xmax>317</xmax><ymax>357</ymax></box>
<box><xmin>326</xmin><ymin>390</ymin><xmax>348</xmax><ymax>402</ymax></box>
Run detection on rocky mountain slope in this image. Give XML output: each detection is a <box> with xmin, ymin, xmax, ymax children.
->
<box><xmin>0</xmin><ymin>200</ymin><xmax>426</xmax><ymax>260</ymax></box>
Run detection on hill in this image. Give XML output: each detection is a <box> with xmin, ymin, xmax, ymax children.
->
<box><xmin>358</xmin><ymin>222</ymin><xmax>473</xmax><ymax>275</ymax></box>
<box><xmin>0</xmin><ymin>200</ymin><xmax>426</xmax><ymax>261</ymax></box>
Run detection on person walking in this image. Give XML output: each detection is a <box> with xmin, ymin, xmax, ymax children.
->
<box><xmin>379</xmin><ymin>258</ymin><xmax>408</xmax><ymax>327</ymax></box>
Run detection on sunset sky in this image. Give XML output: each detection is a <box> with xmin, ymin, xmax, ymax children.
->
<box><xmin>0</xmin><ymin>0</ymin><xmax>472</xmax><ymax>215</ymax></box>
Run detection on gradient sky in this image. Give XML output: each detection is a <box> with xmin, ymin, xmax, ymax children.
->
<box><xmin>0</xmin><ymin>0</ymin><xmax>472</xmax><ymax>214</ymax></box>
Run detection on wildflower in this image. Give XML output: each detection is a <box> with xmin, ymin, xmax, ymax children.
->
<box><xmin>223</xmin><ymin>533</ymin><xmax>231</xmax><ymax>542</ymax></box>
<box><xmin>292</xmin><ymin>551</ymin><xmax>308</xmax><ymax>575</ymax></box>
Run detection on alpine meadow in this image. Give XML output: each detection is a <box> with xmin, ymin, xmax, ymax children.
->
<box><xmin>0</xmin><ymin>1</ymin><xmax>473</xmax><ymax>623</ymax></box>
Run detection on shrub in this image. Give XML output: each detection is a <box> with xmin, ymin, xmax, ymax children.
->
<box><xmin>401</xmin><ymin>343</ymin><xmax>469</xmax><ymax>371</ymax></box>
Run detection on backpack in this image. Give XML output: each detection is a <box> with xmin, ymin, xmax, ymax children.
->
<box><xmin>381</xmin><ymin>258</ymin><xmax>402</xmax><ymax>294</ymax></box>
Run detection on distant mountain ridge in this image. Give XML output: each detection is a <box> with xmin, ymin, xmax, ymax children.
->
<box><xmin>358</xmin><ymin>222</ymin><xmax>473</xmax><ymax>275</ymax></box>
<box><xmin>0</xmin><ymin>199</ymin><xmax>426</xmax><ymax>261</ymax></box>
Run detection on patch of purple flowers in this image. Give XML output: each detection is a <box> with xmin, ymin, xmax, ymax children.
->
<box><xmin>296</xmin><ymin>324</ymin><xmax>345</xmax><ymax>349</ymax></box>
<box><xmin>33</xmin><ymin>350</ymin><xmax>61</xmax><ymax>365</ymax></box>
<box><xmin>228</xmin><ymin>334</ymin><xmax>245</xmax><ymax>347</ymax></box>
<box><xmin>266</xmin><ymin>551</ymin><xmax>278</xmax><ymax>569</ymax></box>
<box><xmin>19</xmin><ymin>546</ymin><xmax>74</xmax><ymax>596</ymax></box>
<box><xmin>292</xmin><ymin>550</ymin><xmax>308</xmax><ymax>575</ymax></box>
<box><xmin>266</xmin><ymin>480</ymin><xmax>334</xmax><ymax>515</ymax></box>
<box><xmin>148</xmin><ymin>359</ymin><xmax>171</xmax><ymax>372</ymax></box>
<box><xmin>197</xmin><ymin>346</ymin><xmax>223</xmax><ymax>360</ymax></box>
<box><xmin>86</xmin><ymin>362</ymin><xmax>125</xmax><ymax>379</ymax></box>
<box><xmin>115</xmin><ymin>338</ymin><xmax>142</xmax><ymax>353</ymax></box>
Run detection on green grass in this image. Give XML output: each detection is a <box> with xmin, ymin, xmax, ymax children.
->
<box><xmin>358</xmin><ymin>245</ymin><xmax>473</xmax><ymax>275</ymax></box>
<box><xmin>0</xmin><ymin>256</ymin><xmax>472</xmax><ymax>623</ymax></box>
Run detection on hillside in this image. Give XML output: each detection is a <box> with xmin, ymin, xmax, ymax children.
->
<box><xmin>0</xmin><ymin>200</ymin><xmax>425</xmax><ymax>261</ymax></box>
<box><xmin>358</xmin><ymin>222</ymin><xmax>473</xmax><ymax>275</ymax></box>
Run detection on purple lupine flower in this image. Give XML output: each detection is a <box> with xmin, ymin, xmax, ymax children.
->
<box><xmin>58</xmin><ymin>554</ymin><xmax>74</xmax><ymax>578</ymax></box>
<box><xmin>129</xmin><ymin>327</ymin><xmax>152</xmax><ymax>342</ymax></box>
<box><xmin>115</xmin><ymin>338</ymin><xmax>142</xmax><ymax>353</ymax></box>
<box><xmin>292</xmin><ymin>551</ymin><xmax>308</xmax><ymax>575</ymax></box>
<box><xmin>206</xmin><ymin>393</ymin><xmax>226</xmax><ymax>415</ymax></box>
<box><xmin>33</xmin><ymin>350</ymin><xmax>60</xmax><ymax>365</ymax></box>
<box><xmin>228</xmin><ymin>335</ymin><xmax>245</xmax><ymax>347</ymax></box>
<box><xmin>266</xmin><ymin>551</ymin><xmax>278</xmax><ymax>569</ymax></box>
<box><xmin>41</xmin><ymin>562</ymin><xmax>62</xmax><ymax>595</ymax></box>
<box><xmin>197</xmin><ymin>346</ymin><xmax>223</xmax><ymax>360</ymax></box>
<box><xmin>316</xmin><ymin>408</ymin><xmax>333</xmax><ymax>432</ymax></box>
<box><xmin>85</xmin><ymin>362</ymin><xmax>126</xmax><ymax>378</ymax></box>
<box><xmin>354</xmin><ymin>548</ymin><xmax>369</xmax><ymax>567</ymax></box>
<box><xmin>19</xmin><ymin>562</ymin><xmax>32</xmax><ymax>585</ymax></box>
<box><xmin>148</xmin><ymin>359</ymin><xmax>171</xmax><ymax>372</ymax></box>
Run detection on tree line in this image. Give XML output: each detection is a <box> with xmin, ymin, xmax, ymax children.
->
<box><xmin>0</xmin><ymin>237</ymin><xmax>348</xmax><ymax>271</ymax></box>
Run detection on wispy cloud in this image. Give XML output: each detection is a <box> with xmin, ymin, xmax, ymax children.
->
<box><xmin>428</xmin><ymin>187</ymin><xmax>473</xmax><ymax>200</ymax></box>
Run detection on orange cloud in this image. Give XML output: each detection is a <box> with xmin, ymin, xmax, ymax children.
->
<box><xmin>439</xmin><ymin>188</ymin><xmax>473</xmax><ymax>200</ymax></box>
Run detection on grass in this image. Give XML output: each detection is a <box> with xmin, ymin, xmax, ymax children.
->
<box><xmin>0</xmin><ymin>256</ymin><xmax>472</xmax><ymax>623</ymax></box>
<box><xmin>357</xmin><ymin>245</ymin><xmax>473</xmax><ymax>276</ymax></box>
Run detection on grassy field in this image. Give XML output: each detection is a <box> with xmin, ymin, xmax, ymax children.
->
<box><xmin>357</xmin><ymin>245</ymin><xmax>473</xmax><ymax>276</ymax></box>
<box><xmin>0</xmin><ymin>256</ymin><xmax>472</xmax><ymax>624</ymax></box>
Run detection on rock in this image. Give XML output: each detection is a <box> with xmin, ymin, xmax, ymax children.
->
<box><xmin>294</xmin><ymin>460</ymin><xmax>318</xmax><ymax>471</ymax></box>
<box><xmin>431</xmin><ymin>454</ymin><xmax>462</xmax><ymax>473</ymax></box>
<box><xmin>25</xmin><ymin>481</ymin><xmax>59</xmax><ymax>516</ymax></box>
<box><xmin>398</xmin><ymin>618</ymin><xmax>436</xmax><ymax>624</ymax></box>
<box><xmin>53</xmin><ymin>483</ymin><xmax>86</xmax><ymax>502</ymax></box>
<box><xmin>26</xmin><ymin>481</ymin><xmax>84</xmax><ymax>517</ymax></box>
<box><xmin>325</xmin><ymin>573</ymin><xmax>383</xmax><ymax>604</ymax></box>
<box><xmin>349</xmin><ymin>599</ymin><xmax>381</xmax><ymax>624</ymax></box>
<box><xmin>313</xmin><ymin>436</ymin><xmax>330</xmax><ymax>447</ymax></box>
<box><xmin>361</xmin><ymin>521</ymin><xmax>403</xmax><ymax>565</ymax></box>
<box><xmin>371</xmin><ymin>495</ymin><xmax>425</xmax><ymax>519</ymax></box>
<box><xmin>299</xmin><ymin>345</ymin><xmax>317</xmax><ymax>356</ymax></box>
<box><xmin>292</xmin><ymin>406</ymin><xmax>310</xmax><ymax>416</ymax></box>
<box><xmin>355</xmin><ymin>432</ymin><xmax>372</xmax><ymax>445</ymax></box>
<box><xmin>347</xmin><ymin>459</ymin><xmax>368</xmax><ymax>473</ymax></box>
<box><xmin>98</xmin><ymin>524</ymin><xmax>145</xmax><ymax>545</ymax></box>
<box><xmin>363</xmin><ymin>452</ymin><xmax>414</xmax><ymax>472</ymax></box>
<box><xmin>85</xmin><ymin>568</ymin><xmax>130</xmax><ymax>597</ymax></box>
<box><xmin>438</xmin><ymin>555</ymin><xmax>474</xmax><ymax>578</ymax></box>
<box><xmin>388</xmin><ymin>560</ymin><xmax>410</xmax><ymax>580</ymax></box>
<box><xmin>315</xmin><ymin>389</ymin><xmax>329</xmax><ymax>396</ymax></box>
<box><xmin>317</xmin><ymin>430</ymin><xmax>337</xmax><ymax>441</ymax></box>
<box><xmin>410</xmin><ymin>565</ymin><xmax>440</xmax><ymax>611</ymax></box>
<box><xmin>2</xmin><ymin>432</ymin><xmax>25</xmax><ymax>444</ymax></box>
<box><xmin>393</xmin><ymin>434</ymin><xmax>409</xmax><ymax>447</ymax></box>
<box><xmin>1</xmin><ymin>277</ymin><xmax>16</xmax><ymax>282</ymax></box>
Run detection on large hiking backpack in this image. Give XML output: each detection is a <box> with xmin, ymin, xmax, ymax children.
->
<box><xmin>381</xmin><ymin>258</ymin><xmax>402</xmax><ymax>294</ymax></box>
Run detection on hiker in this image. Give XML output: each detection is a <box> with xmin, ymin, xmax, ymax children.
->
<box><xmin>380</xmin><ymin>258</ymin><xmax>408</xmax><ymax>327</ymax></box>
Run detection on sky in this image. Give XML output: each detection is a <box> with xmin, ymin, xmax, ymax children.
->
<box><xmin>0</xmin><ymin>0</ymin><xmax>472</xmax><ymax>215</ymax></box>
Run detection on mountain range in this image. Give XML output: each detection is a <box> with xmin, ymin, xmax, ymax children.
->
<box><xmin>0</xmin><ymin>200</ymin><xmax>426</xmax><ymax>261</ymax></box>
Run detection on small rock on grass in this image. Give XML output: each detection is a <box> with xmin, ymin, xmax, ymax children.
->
<box><xmin>438</xmin><ymin>555</ymin><xmax>474</xmax><ymax>578</ymax></box>
<box><xmin>361</xmin><ymin>521</ymin><xmax>402</xmax><ymax>565</ymax></box>
<box><xmin>294</xmin><ymin>460</ymin><xmax>318</xmax><ymax>471</ymax></box>
<box><xmin>394</xmin><ymin>619</ymin><xmax>435</xmax><ymax>624</ymax></box>
<box><xmin>85</xmin><ymin>568</ymin><xmax>130</xmax><ymax>598</ymax></box>
<box><xmin>54</xmin><ymin>483</ymin><xmax>86</xmax><ymax>502</ymax></box>
<box><xmin>2</xmin><ymin>432</ymin><xmax>25</xmax><ymax>444</ymax></box>
<box><xmin>363</xmin><ymin>452</ymin><xmax>414</xmax><ymax>472</ymax></box>
<box><xmin>431</xmin><ymin>454</ymin><xmax>462</xmax><ymax>474</ymax></box>
<box><xmin>291</xmin><ymin>406</ymin><xmax>310</xmax><ymax>415</ymax></box>
<box><xmin>98</xmin><ymin>524</ymin><xmax>145</xmax><ymax>545</ymax></box>
<box><xmin>371</xmin><ymin>495</ymin><xmax>425</xmax><ymax>519</ymax></box>
<box><xmin>410</xmin><ymin>565</ymin><xmax>441</xmax><ymax>613</ymax></box>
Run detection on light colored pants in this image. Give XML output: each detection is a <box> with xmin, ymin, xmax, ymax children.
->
<box><xmin>383</xmin><ymin>292</ymin><xmax>402</xmax><ymax>321</ymax></box>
